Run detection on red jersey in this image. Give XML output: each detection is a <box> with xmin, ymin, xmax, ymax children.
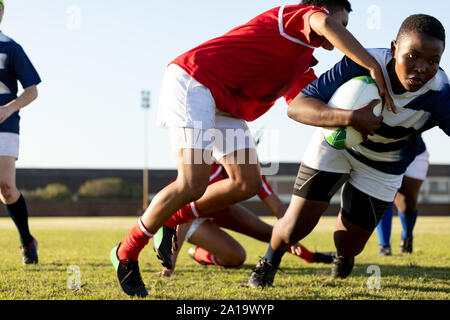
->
<box><xmin>171</xmin><ymin>5</ymin><xmax>327</xmax><ymax>121</ymax></box>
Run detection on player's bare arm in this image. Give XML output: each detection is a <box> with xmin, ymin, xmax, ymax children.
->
<box><xmin>262</xmin><ymin>194</ymin><xmax>286</xmax><ymax>219</ymax></box>
<box><xmin>287</xmin><ymin>94</ymin><xmax>382</xmax><ymax>139</ymax></box>
<box><xmin>0</xmin><ymin>85</ymin><xmax>38</xmax><ymax>124</ymax></box>
<box><xmin>309</xmin><ymin>11</ymin><xmax>395</xmax><ymax>113</ymax></box>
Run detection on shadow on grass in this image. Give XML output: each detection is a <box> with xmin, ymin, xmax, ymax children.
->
<box><xmin>240</xmin><ymin>262</ymin><xmax>449</xmax><ymax>280</ymax></box>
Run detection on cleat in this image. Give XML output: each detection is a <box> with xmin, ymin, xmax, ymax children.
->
<box><xmin>378</xmin><ymin>245</ymin><xmax>392</xmax><ymax>256</ymax></box>
<box><xmin>153</xmin><ymin>225</ymin><xmax>177</xmax><ymax>270</ymax></box>
<box><xmin>331</xmin><ymin>255</ymin><xmax>354</xmax><ymax>279</ymax></box>
<box><xmin>21</xmin><ymin>237</ymin><xmax>38</xmax><ymax>265</ymax></box>
<box><xmin>399</xmin><ymin>237</ymin><xmax>413</xmax><ymax>254</ymax></box>
<box><xmin>188</xmin><ymin>246</ymin><xmax>210</xmax><ymax>265</ymax></box>
<box><xmin>248</xmin><ymin>258</ymin><xmax>279</xmax><ymax>288</ymax></box>
<box><xmin>110</xmin><ymin>243</ymin><xmax>148</xmax><ymax>298</ymax></box>
<box><xmin>312</xmin><ymin>251</ymin><xmax>336</xmax><ymax>264</ymax></box>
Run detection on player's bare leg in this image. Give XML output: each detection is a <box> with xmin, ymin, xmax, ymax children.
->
<box><xmin>141</xmin><ymin>148</ymin><xmax>212</xmax><ymax>231</ymax></box>
<box><xmin>248</xmin><ymin>196</ymin><xmax>329</xmax><ymax>288</ymax></box>
<box><xmin>213</xmin><ymin>204</ymin><xmax>333</xmax><ymax>263</ymax></box>
<box><xmin>110</xmin><ymin>148</ymin><xmax>211</xmax><ymax>298</ymax></box>
<box><xmin>193</xmin><ymin>148</ymin><xmax>262</xmax><ymax>215</ymax></box>
<box><xmin>331</xmin><ymin>213</ymin><xmax>371</xmax><ymax>278</ymax></box>
<box><xmin>333</xmin><ymin>212</ymin><xmax>372</xmax><ymax>257</ymax></box>
<box><xmin>151</xmin><ymin>148</ymin><xmax>261</xmax><ymax>268</ymax></box>
<box><xmin>162</xmin><ymin>148</ymin><xmax>262</xmax><ymax>228</ymax></box>
<box><xmin>213</xmin><ymin>204</ymin><xmax>273</xmax><ymax>242</ymax></box>
<box><xmin>0</xmin><ymin>156</ymin><xmax>38</xmax><ymax>265</ymax></box>
<box><xmin>188</xmin><ymin>220</ymin><xmax>246</xmax><ymax>267</ymax></box>
<box><xmin>270</xmin><ymin>196</ymin><xmax>329</xmax><ymax>251</ymax></box>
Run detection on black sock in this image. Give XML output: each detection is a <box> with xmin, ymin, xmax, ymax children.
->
<box><xmin>263</xmin><ymin>244</ymin><xmax>286</xmax><ymax>268</ymax></box>
<box><xmin>5</xmin><ymin>194</ymin><xmax>33</xmax><ymax>245</ymax></box>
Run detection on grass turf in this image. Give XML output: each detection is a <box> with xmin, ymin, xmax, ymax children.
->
<box><xmin>0</xmin><ymin>216</ymin><xmax>448</xmax><ymax>300</ymax></box>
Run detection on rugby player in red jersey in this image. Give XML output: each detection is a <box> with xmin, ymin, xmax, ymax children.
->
<box><xmin>111</xmin><ymin>0</ymin><xmax>391</xmax><ymax>297</ymax></box>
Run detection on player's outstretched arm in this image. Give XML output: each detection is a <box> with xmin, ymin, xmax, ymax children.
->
<box><xmin>0</xmin><ymin>85</ymin><xmax>38</xmax><ymax>124</ymax></box>
<box><xmin>262</xmin><ymin>193</ymin><xmax>286</xmax><ymax>219</ymax></box>
<box><xmin>309</xmin><ymin>12</ymin><xmax>395</xmax><ymax>113</ymax></box>
<box><xmin>287</xmin><ymin>94</ymin><xmax>382</xmax><ymax>139</ymax></box>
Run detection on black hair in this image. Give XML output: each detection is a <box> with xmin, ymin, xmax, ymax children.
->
<box><xmin>396</xmin><ymin>14</ymin><xmax>445</xmax><ymax>46</ymax></box>
<box><xmin>300</xmin><ymin>0</ymin><xmax>352</xmax><ymax>13</ymax></box>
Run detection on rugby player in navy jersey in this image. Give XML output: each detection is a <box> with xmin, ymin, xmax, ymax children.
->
<box><xmin>0</xmin><ymin>1</ymin><xmax>41</xmax><ymax>264</ymax></box>
<box><xmin>249</xmin><ymin>14</ymin><xmax>449</xmax><ymax>287</ymax></box>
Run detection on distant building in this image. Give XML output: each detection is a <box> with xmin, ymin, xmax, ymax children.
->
<box><xmin>9</xmin><ymin>164</ymin><xmax>450</xmax><ymax>217</ymax></box>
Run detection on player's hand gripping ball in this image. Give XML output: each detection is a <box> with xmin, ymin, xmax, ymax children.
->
<box><xmin>322</xmin><ymin>76</ymin><xmax>382</xmax><ymax>149</ymax></box>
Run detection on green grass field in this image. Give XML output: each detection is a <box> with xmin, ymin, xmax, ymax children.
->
<box><xmin>0</xmin><ymin>216</ymin><xmax>448</xmax><ymax>300</ymax></box>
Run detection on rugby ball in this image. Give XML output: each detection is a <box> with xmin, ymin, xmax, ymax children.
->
<box><xmin>322</xmin><ymin>76</ymin><xmax>382</xmax><ymax>149</ymax></box>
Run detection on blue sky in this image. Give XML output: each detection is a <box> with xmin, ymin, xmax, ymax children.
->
<box><xmin>3</xmin><ymin>0</ymin><xmax>450</xmax><ymax>169</ymax></box>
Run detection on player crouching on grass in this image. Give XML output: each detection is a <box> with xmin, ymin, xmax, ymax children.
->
<box><xmin>110</xmin><ymin>0</ymin><xmax>393</xmax><ymax>298</ymax></box>
<box><xmin>0</xmin><ymin>0</ymin><xmax>41</xmax><ymax>265</ymax></box>
<box><xmin>249</xmin><ymin>14</ymin><xmax>450</xmax><ymax>288</ymax></box>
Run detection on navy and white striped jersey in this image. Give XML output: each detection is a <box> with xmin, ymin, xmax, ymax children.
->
<box><xmin>301</xmin><ymin>48</ymin><xmax>450</xmax><ymax>175</ymax></box>
<box><xmin>0</xmin><ymin>32</ymin><xmax>41</xmax><ymax>134</ymax></box>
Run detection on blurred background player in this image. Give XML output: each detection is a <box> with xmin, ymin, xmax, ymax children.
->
<box><xmin>0</xmin><ymin>0</ymin><xmax>41</xmax><ymax>264</ymax></box>
<box><xmin>156</xmin><ymin>161</ymin><xmax>336</xmax><ymax>277</ymax></box>
<box><xmin>376</xmin><ymin>147</ymin><xmax>429</xmax><ymax>255</ymax></box>
<box><xmin>249</xmin><ymin>14</ymin><xmax>449</xmax><ymax>288</ymax></box>
<box><xmin>111</xmin><ymin>0</ymin><xmax>393</xmax><ymax>298</ymax></box>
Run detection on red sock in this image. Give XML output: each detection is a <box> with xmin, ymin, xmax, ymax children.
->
<box><xmin>298</xmin><ymin>244</ymin><xmax>314</xmax><ymax>263</ymax></box>
<box><xmin>165</xmin><ymin>201</ymin><xmax>202</xmax><ymax>229</ymax></box>
<box><xmin>289</xmin><ymin>244</ymin><xmax>314</xmax><ymax>263</ymax></box>
<box><xmin>117</xmin><ymin>217</ymin><xmax>154</xmax><ymax>262</ymax></box>
<box><xmin>194</xmin><ymin>247</ymin><xmax>222</xmax><ymax>266</ymax></box>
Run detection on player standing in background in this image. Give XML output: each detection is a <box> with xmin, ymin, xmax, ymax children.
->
<box><xmin>0</xmin><ymin>0</ymin><xmax>41</xmax><ymax>264</ymax></box>
<box><xmin>111</xmin><ymin>0</ymin><xmax>393</xmax><ymax>297</ymax></box>
<box><xmin>376</xmin><ymin>147</ymin><xmax>429</xmax><ymax>255</ymax></box>
<box><xmin>248</xmin><ymin>14</ymin><xmax>449</xmax><ymax>288</ymax></box>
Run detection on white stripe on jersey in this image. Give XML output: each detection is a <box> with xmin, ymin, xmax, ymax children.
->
<box><xmin>278</xmin><ymin>5</ymin><xmax>316</xmax><ymax>49</ymax></box>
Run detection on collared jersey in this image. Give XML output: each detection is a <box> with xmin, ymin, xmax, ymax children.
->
<box><xmin>301</xmin><ymin>48</ymin><xmax>450</xmax><ymax>175</ymax></box>
<box><xmin>0</xmin><ymin>32</ymin><xmax>41</xmax><ymax>134</ymax></box>
<box><xmin>171</xmin><ymin>5</ymin><xmax>327</xmax><ymax>121</ymax></box>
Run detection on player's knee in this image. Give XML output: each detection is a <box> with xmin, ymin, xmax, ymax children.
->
<box><xmin>0</xmin><ymin>181</ymin><xmax>17</xmax><ymax>204</ymax></box>
<box><xmin>403</xmin><ymin>198</ymin><xmax>418</xmax><ymax>214</ymax></box>
<box><xmin>176</xmin><ymin>180</ymin><xmax>208</xmax><ymax>202</ymax></box>
<box><xmin>221</xmin><ymin>248</ymin><xmax>246</xmax><ymax>267</ymax></box>
<box><xmin>335</xmin><ymin>241</ymin><xmax>364</xmax><ymax>258</ymax></box>
<box><xmin>235</xmin><ymin>176</ymin><xmax>262</xmax><ymax>198</ymax></box>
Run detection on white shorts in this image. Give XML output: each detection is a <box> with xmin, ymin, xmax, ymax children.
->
<box><xmin>157</xmin><ymin>64</ymin><xmax>256</xmax><ymax>160</ymax></box>
<box><xmin>404</xmin><ymin>150</ymin><xmax>429</xmax><ymax>181</ymax></box>
<box><xmin>302</xmin><ymin>129</ymin><xmax>403</xmax><ymax>202</ymax></box>
<box><xmin>185</xmin><ymin>218</ymin><xmax>209</xmax><ymax>242</ymax></box>
<box><xmin>0</xmin><ymin>132</ymin><xmax>19</xmax><ymax>159</ymax></box>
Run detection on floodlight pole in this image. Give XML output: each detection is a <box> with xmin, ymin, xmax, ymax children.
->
<box><xmin>141</xmin><ymin>90</ymin><xmax>151</xmax><ymax>212</ymax></box>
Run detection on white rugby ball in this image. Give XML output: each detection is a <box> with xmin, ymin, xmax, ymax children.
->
<box><xmin>322</xmin><ymin>76</ymin><xmax>382</xmax><ymax>149</ymax></box>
